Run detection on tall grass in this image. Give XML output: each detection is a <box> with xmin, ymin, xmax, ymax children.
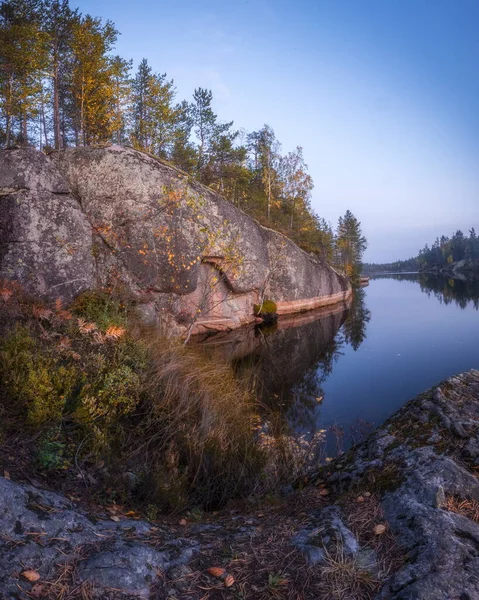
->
<box><xmin>128</xmin><ymin>338</ymin><xmax>265</xmax><ymax>509</ymax></box>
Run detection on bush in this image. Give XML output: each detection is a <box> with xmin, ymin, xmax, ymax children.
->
<box><xmin>70</xmin><ymin>290</ymin><xmax>130</xmax><ymax>331</ymax></box>
<box><xmin>0</xmin><ymin>325</ymin><xmax>79</xmax><ymax>424</ymax></box>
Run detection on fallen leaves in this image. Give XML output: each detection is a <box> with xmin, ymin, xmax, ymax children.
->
<box><xmin>20</xmin><ymin>570</ymin><xmax>41</xmax><ymax>582</ymax></box>
<box><xmin>207</xmin><ymin>567</ymin><xmax>225</xmax><ymax>578</ymax></box>
<box><xmin>30</xmin><ymin>584</ymin><xmax>45</xmax><ymax>598</ymax></box>
<box><xmin>373</xmin><ymin>523</ymin><xmax>387</xmax><ymax>535</ymax></box>
<box><xmin>206</xmin><ymin>567</ymin><xmax>235</xmax><ymax>588</ymax></box>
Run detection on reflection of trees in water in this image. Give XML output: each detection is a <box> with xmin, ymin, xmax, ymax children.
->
<box><xmin>418</xmin><ymin>275</ymin><xmax>479</xmax><ymax>310</ymax></box>
<box><xmin>286</xmin><ymin>335</ymin><xmax>345</xmax><ymax>433</ymax></box>
<box><xmin>341</xmin><ymin>287</ymin><xmax>371</xmax><ymax>350</ymax></box>
<box><xmin>373</xmin><ymin>273</ymin><xmax>479</xmax><ymax>310</ymax></box>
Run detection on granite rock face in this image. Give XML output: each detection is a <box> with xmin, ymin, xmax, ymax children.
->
<box><xmin>0</xmin><ymin>476</ymin><xmax>199</xmax><ymax>598</ymax></box>
<box><xmin>0</xmin><ymin>146</ymin><xmax>350</xmax><ymax>336</ymax></box>
<box><xmin>327</xmin><ymin>369</ymin><xmax>479</xmax><ymax>600</ymax></box>
<box><xmin>0</xmin><ymin>148</ymin><xmax>95</xmax><ymax>301</ymax></box>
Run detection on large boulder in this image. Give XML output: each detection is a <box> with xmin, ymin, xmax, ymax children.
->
<box><xmin>0</xmin><ymin>146</ymin><xmax>350</xmax><ymax>335</ymax></box>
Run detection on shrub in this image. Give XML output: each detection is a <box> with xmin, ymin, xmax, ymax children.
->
<box><xmin>0</xmin><ymin>325</ymin><xmax>79</xmax><ymax>424</ymax></box>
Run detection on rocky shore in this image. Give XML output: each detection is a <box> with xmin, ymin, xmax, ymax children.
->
<box><xmin>422</xmin><ymin>258</ymin><xmax>479</xmax><ymax>281</ymax></box>
<box><xmin>2</xmin><ymin>370</ymin><xmax>479</xmax><ymax>599</ymax></box>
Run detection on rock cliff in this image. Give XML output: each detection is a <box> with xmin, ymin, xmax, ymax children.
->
<box><xmin>0</xmin><ymin>146</ymin><xmax>351</xmax><ymax>336</ymax></box>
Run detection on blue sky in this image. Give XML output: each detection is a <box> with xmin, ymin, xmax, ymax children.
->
<box><xmin>78</xmin><ymin>0</ymin><xmax>478</xmax><ymax>261</ymax></box>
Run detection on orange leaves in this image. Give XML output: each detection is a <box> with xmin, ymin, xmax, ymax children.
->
<box><xmin>77</xmin><ymin>318</ymin><xmax>98</xmax><ymax>334</ymax></box>
<box><xmin>20</xmin><ymin>570</ymin><xmax>41</xmax><ymax>582</ymax></box>
<box><xmin>206</xmin><ymin>567</ymin><xmax>235</xmax><ymax>588</ymax></box>
<box><xmin>0</xmin><ymin>282</ymin><xmax>14</xmax><ymax>302</ymax></box>
<box><xmin>207</xmin><ymin>567</ymin><xmax>225</xmax><ymax>578</ymax></box>
<box><xmin>77</xmin><ymin>319</ymin><xmax>125</xmax><ymax>344</ymax></box>
<box><xmin>105</xmin><ymin>325</ymin><xmax>126</xmax><ymax>340</ymax></box>
<box><xmin>32</xmin><ymin>305</ymin><xmax>53</xmax><ymax>321</ymax></box>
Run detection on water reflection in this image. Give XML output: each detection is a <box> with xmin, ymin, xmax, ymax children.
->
<box><xmin>196</xmin><ymin>289</ymin><xmax>371</xmax><ymax>442</ymax></box>
<box><xmin>373</xmin><ymin>273</ymin><xmax>479</xmax><ymax>310</ymax></box>
<box><xmin>196</xmin><ymin>274</ymin><xmax>479</xmax><ymax>457</ymax></box>
<box><xmin>342</xmin><ymin>287</ymin><xmax>371</xmax><ymax>350</ymax></box>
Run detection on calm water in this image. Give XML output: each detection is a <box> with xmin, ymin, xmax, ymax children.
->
<box><xmin>199</xmin><ymin>274</ymin><xmax>479</xmax><ymax>452</ymax></box>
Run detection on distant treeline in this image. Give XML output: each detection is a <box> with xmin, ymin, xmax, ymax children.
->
<box><xmin>0</xmin><ymin>0</ymin><xmax>367</xmax><ymax>272</ymax></box>
<box><xmin>364</xmin><ymin>227</ymin><xmax>478</xmax><ymax>274</ymax></box>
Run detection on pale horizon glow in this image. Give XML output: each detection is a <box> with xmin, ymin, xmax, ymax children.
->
<box><xmin>77</xmin><ymin>0</ymin><xmax>479</xmax><ymax>262</ymax></box>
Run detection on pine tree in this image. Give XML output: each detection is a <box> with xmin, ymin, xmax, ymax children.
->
<box><xmin>246</xmin><ymin>125</ymin><xmax>281</xmax><ymax>220</ymax></box>
<box><xmin>42</xmin><ymin>0</ymin><xmax>78</xmax><ymax>149</ymax></box>
<box><xmin>0</xmin><ymin>0</ymin><xmax>47</xmax><ymax>146</ymax></box>
<box><xmin>110</xmin><ymin>55</ymin><xmax>131</xmax><ymax>144</ymax></box>
<box><xmin>191</xmin><ymin>87</ymin><xmax>233</xmax><ymax>180</ymax></box>
<box><xmin>335</xmin><ymin>210</ymin><xmax>367</xmax><ymax>281</ymax></box>
<box><xmin>130</xmin><ymin>59</ymin><xmax>178</xmax><ymax>156</ymax></box>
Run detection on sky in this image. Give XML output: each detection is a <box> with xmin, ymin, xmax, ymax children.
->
<box><xmin>77</xmin><ymin>0</ymin><xmax>479</xmax><ymax>262</ymax></box>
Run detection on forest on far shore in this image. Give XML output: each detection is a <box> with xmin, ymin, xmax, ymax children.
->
<box><xmin>363</xmin><ymin>227</ymin><xmax>479</xmax><ymax>274</ymax></box>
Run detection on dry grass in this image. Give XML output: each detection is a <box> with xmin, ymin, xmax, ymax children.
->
<box><xmin>316</xmin><ymin>547</ymin><xmax>380</xmax><ymax>600</ymax></box>
<box><xmin>126</xmin><ymin>337</ymin><xmax>266</xmax><ymax>510</ymax></box>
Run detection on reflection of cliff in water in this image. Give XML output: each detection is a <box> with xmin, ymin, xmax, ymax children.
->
<box><xmin>194</xmin><ymin>290</ymin><xmax>371</xmax><ymax>437</ymax></box>
<box><xmin>236</xmin><ymin>307</ymin><xmax>348</xmax><ymax>415</ymax></box>
<box><xmin>373</xmin><ymin>273</ymin><xmax>479</xmax><ymax>310</ymax></box>
<box><xmin>193</xmin><ymin>304</ymin><xmax>348</xmax><ymax>433</ymax></box>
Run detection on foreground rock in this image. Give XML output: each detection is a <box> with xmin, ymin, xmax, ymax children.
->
<box><xmin>0</xmin><ymin>146</ymin><xmax>350</xmax><ymax>336</ymax></box>
<box><xmin>1</xmin><ymin>370</ymin><xmax>479</xmax><ymax>599</ymax></box>
<box><xmin>328</xmin><ymin>368</ymin><xmax>479</xmax><ymax>599</ymax></box>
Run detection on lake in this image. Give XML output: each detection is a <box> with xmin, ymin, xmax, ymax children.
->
<box><xmin>198</xmin><ymin>274</ymin><xmax>479</xmax><ymax>455</ymax></box>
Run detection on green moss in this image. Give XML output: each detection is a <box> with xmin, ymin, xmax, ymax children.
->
<box><xmin>254</xmin><ymin>299</ymin><xmax>277</xmax><ymax>316</ymax></box>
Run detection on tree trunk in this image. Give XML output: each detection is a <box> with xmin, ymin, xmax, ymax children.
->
<box><xmin>53</xmin><ymin>49</ymin><xmax>60</xmax><ymax>149</ymax></box>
